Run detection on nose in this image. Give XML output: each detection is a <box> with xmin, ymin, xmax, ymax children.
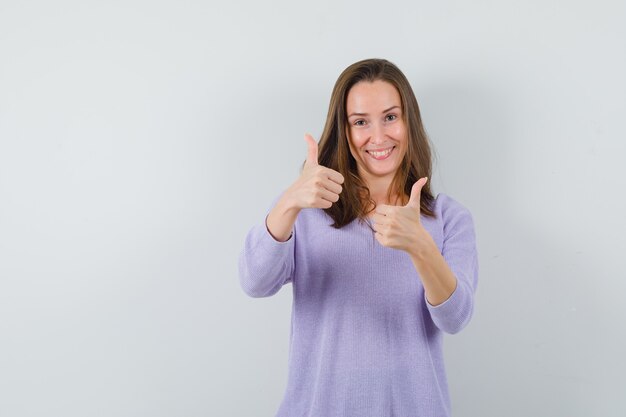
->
<box><xmin>370</xmin><ymin>122</ymin><xmax>385</xmax><ymax>145</ymax></box>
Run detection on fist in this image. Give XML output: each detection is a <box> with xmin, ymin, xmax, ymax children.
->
<box><xmin>286</xmin><ymin>134</ymin><xmax>345</xmax><ymax>210</ymax></box>
<box><xmin>371</xmin><ymin>177</ymin><xmax>432</xmax><ymax>255</ymax></box>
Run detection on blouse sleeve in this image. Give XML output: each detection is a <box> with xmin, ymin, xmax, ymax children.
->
<box><xmin>238</xmin><ymin>202</ymin><xmax>296</xmax><ymax>298</ymax></box>
<box><xmin>425</xmin><ymin>195</ymin><xmax>479</xmax><ymax>334</ymax></box>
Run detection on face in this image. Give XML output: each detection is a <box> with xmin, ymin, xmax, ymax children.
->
<box><xmin>345</xmin><ymin>80</ymin><xmax>408</xmax><ymax>184</ymax></box>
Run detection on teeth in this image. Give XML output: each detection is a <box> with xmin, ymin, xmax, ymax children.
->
<box><xmin>368</xmin><ymin>148</ymin><xmax>392</xmax><ymax>158</ymax></box>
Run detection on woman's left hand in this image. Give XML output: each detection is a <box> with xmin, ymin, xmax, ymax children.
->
<box><xmin>372</xmin><ymin>177</ymin><xmax>433</xmax><ymax>256</ymax></box>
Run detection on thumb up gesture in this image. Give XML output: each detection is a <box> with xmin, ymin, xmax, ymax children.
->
<box><xmin>371</xmin><ymin>177</ymin><xmax>432</xmax><ymax>255</ymax></box>
<box><xmin>266</xmin><ymin>134</ymin><xmax>344</xmax><ymax>242</ymax></box>
<box><xmin>285</xmin><ymin>134</ymin><xmax>345</xmax><ymax>210</ymax></box>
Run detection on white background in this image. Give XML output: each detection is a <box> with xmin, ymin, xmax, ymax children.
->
<box><xmin>1</xmin><ymin>1</ymin><xmax>625</xmax><ymax>416</ymax></box>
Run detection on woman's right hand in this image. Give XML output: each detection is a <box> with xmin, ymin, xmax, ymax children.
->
<box><xmin>265</xmin><ymin>134</ymin><xmax>344</xmax><ymax>241</ymax></box>
<box><xmin>285</xmin><ymin>134</ymin><xmax>345</xmax><ymax>209</ymax></box>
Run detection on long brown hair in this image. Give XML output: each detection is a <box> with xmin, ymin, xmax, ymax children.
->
<box><xmin>316</xmin><ymin>58</ymin><xmax>436</xmax><ymax>228</ymax></box>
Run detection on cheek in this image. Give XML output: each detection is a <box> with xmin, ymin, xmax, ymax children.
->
<box><xmin>349</xmin><ymin>130</ymin><xmax>368</xmax><ymax>149</ymax></box>
<box><xmin>392</xmin><ymin>127</ymin><xmax>408</xmax><ymax>148</ymax></box>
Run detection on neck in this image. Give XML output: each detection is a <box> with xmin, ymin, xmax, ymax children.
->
<box><xmin>360</xmin><ymin>170</ymin><xmax>406</xmax><ymax>208</ymax></box>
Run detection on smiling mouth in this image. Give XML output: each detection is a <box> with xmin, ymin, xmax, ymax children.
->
<box><xmin>366</xmin><ymin>146</ymin><xmax>395</xmax><ymax>160</ymax></box>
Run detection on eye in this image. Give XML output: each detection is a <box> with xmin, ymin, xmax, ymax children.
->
<box><xmin>385</xmin><ymin>114</ymin><xmax>397</xmax><ymax>122</ymax></box>
<box><xmin>353</xmin><ymin>119</ymin><xmax>366</xmax><ymax>126</ymax></box>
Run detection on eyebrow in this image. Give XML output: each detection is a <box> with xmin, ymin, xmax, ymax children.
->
<box><xmin>347</xmin><ymin>105</ymin><xmax>400</xmax><ymax>118</ymax></box>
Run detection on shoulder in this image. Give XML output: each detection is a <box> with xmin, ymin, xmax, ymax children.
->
<box><xmin>432</xmin><ymin>193</ymin><xmax>475</xmax><ymax>234</ymax></box>
<box><xmin>433</xmin><ymin>192</ymin><xmax>472</xmax><ymax>215</ymax></box>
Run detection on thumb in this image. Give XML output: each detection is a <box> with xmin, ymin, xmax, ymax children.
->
<box><xmin>304</xmin><ymin>134</ymin><xmax>319</xmax><ymax>167</ymax></box>
<box><xmin>407</xmin><ymin>177</ymin><xmax>428</xmax><ymax>208</ymax></box>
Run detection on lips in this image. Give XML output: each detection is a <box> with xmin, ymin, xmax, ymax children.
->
<box><xmin>366</xmin><ymin>146</ymin><xmax>395</xmax><ymax>160</ymax></box>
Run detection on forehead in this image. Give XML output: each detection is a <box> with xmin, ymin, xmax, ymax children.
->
<box><xmin>346</xmin><ymin>80</ymin><xmax>401</xmax><ymax>112</ymax></box>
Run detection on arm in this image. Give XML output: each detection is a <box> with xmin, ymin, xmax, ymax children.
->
<box><xmin>238</xmin><ymin>134</ymin><xmax>344</xmax><ymax>298</ymax></box>
<box><xmin>238</xmin><ymin>209</ymin><xmax>297</xmax><ymax>298</ymax></box>
<box><xmin>265</xmin><ymin>185</ymin><xmax>303</xmax><ymax>242</ymax></box>
<box><xmin>372</xmin><ymin>180</ymin><xmax>479</xmax><ymax>334</ymax></box>
<box><xmin>238</xmin><ymin>192</ymin><xmax>302</xmax><ymax>297</ymax></box>
<box><xmin>408</xmin><ymin>233</ymin><xmax>458</xmax><ymax>307</ymax></box>
<box><xmin>420</xmin><ymin>202</ymin><xmax>479</xmax><ymax>334</ymax></box>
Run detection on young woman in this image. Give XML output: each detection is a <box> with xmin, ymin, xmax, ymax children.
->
<box><xmin>239</xmin><ymin>58</ymin><xmax>479</xmax><ymax>417</ymax></box>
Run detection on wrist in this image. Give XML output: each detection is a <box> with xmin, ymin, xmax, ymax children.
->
<box><xmin>277</xmin><ymin>191</ymin><xmax>302</xmax><ymax>216</ymax></box>
<box><xmin>265</xmin><ymin>193</ymin><xmax>301</xmax><ymax>242</ymax></box>
<box><xmin>408</xmin><ymin>229</ymin><xmax>438</xmax><ymax>260</ymax></box>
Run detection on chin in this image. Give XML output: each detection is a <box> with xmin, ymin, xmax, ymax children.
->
<box><xmin>366</xmin><ymin>159</ymin><xmax>401</xmax><ymax>176</ymax></box>
<box><xmin>363</xmin><ymin>164</ymin><xmax>401</xmax><ymax>178</ymax></box>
